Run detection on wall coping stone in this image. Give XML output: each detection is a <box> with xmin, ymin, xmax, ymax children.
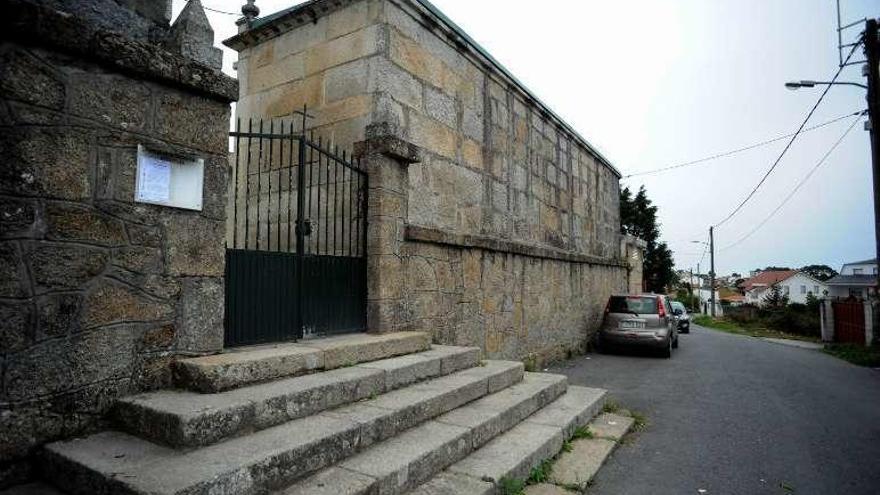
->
<box><xmin>3</xmin><ymin>0</ymin><xmax>238</xmax><ymax>102</ymax></box>
<box><xmin>405</xmin><ymin>225</ymin><xmax>627</xmax><ymax>268</ymax></box>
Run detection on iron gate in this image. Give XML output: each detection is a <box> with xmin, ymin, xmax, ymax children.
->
<box><xmin>225</xmin><ymin>116</ymin><xmax>368</xmax><ymax>347</ymax></box>
<box><xmin>832</xmin><ymin>300</ymin><xmax>865</xmax><ymax>345</ymax></box>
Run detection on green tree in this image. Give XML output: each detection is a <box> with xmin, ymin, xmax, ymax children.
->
<box><xmin>620</xmin><ymin>186</ymin><xmax>677</xmax><ymax>293</ymax></box>
<box><xmin>800</xmin><ymin>264</ymin><xmax>838</xmax><ymax>282</ymax></box>
<box><xmin>763</xmin><ymin>283</ymin><xmax>789</xmax><ymax>308</ymax></box>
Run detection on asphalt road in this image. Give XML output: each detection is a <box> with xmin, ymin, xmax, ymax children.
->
<box><xmin>548</xmin><ymin>324</ymin><xmax>880</xmax><ymax>495</ymax></box>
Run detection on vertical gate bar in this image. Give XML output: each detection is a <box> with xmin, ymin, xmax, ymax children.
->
<box><xmin>333</xmin><ymin>146</ymin><xmax>339</xmax><ymax>255</ymax></box>
<box><xmin>232</xmin><ymin>118</ymin><xmax>241</xmax><ymax>249</ymax></box>
<box><xmin>287</xmin><ymin>124</ymin><xmax>295</xmax><ymax>253</ymax></box>
<box><xmin>348</xmin><ymin>161</ymin><xmax>353</xmax><ymax>256</ymax></box>
<box><xmin>276</xmin><ymin>121</ymin><xmax>284</xmax><ymax>252</ymax></box>
<box><xmin>324</xmin><ymin>143</ymin><xmax>330</xmax><ymax>255</ymax></box>
<box><xmin>354</xmin><ymin>163</ymin><xmax>360</xmax><ymax>257</ymax></box>
<box><xmin>266</xmin><ymin>120</ymin><xmax>274</xmax><ymax>251</ymax></box>
<box><xmin>316</xmin><ymin>137</ymin><xmax>323</xmax><ymax>256</ymax></box>
<box><xmin>307</xmin><ymin>132</ymin><xmax>315</xmax><ymax>255</ymax></box>
<box><xmin>244</xmin><ymin>119</ymin><xmax>253</xmax><ymax>250</ymax></box>
<box><xmin>341</xmin><ymin>151</ymin><xmax>347</xmax><ymax>256</ymax></box>
<box><xmin>255</xmin><ymin>119</ymin><xmax>264</xmax><ymax>251</ymax></box>
<box><xmin>295</xmin><ymin>133</ymin><xmax>307</xmax><ymax>341</ymax></box>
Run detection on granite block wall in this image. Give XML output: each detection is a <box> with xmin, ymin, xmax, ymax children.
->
<box><xmin>228</xmin><ymin>0</ymin><xmax>628</xmax><ymax>363</ymax></box>
<box><xmin>0</xmin><ymin>0</ymin><xmax>236</xmax><ymax>485</ymax></box>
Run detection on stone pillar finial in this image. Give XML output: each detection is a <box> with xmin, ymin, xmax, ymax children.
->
<box><xmin>165</xmin><ymin>0</ymin><xmax>223</xmax><ymax>69</ymax></box>
<box><xmin>242</xmin><ymin>0</ymin><xmax>259</xmax><ymax>21</ymax></box>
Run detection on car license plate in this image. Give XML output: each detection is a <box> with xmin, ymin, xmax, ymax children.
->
<box><xmin>621</xmin><ymin>321</ymin><xmax>644</xmax><ymax>330</ymax></box>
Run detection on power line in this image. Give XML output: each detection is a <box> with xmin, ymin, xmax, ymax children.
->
<box><xmin>623</xmin><ymin>111</ymin><xmax>864</xmax><ymax>179</ymax></box>
<box><xmin>712</xmin><ymin>37</ymin><xmax>863</xmax><ymax>229</ymax></box>
<box><xmin>719</xmin><ymin>112</ymin><xmax>864</xmax><ymax>252</ymax></box>
<box><xmin>203</xmin><ymin>5</ymin><xmax>239</xmax><ymax>15</ymax></box>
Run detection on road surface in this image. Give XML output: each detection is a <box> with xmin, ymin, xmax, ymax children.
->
<box><xmin>549</xmin><ymin>324</ymin><xmax>880</xmax><ymax>495</ymax></box>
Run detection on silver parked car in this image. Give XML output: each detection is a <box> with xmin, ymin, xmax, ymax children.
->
<box><xmin>597</xmin><ymin>294</ymin><xmax>679</xmax><ymax>358</ymax></box>
<box><xmin>670</xmin><ymin>301</ymin><xmax>691</xmax><ymax>333</ymax></box>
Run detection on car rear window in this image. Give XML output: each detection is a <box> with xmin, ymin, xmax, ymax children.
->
<box><xmin>608</xmin><ymin>296</ymin><xmax>658</xmax><ymax>314</ymax></box>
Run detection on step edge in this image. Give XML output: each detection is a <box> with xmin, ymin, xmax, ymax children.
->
<box><xmin>280</xmin><ymin>372</ymin><xmax>567</xmax><ymax>495</ymax></box>
<box><xmin>113</xmin><ymin>346</ymin><xmax>482</xmax><ymax>448</ymax></box>
<box><xmin>175</xmin><ymin>332</ymin><xmax>432</xmax><ymax>393</ymax></box>
<box><xmin>416</xmin><ymin>385</ymin><xmax>608</xmax><ymax>490</ymax></box>
<box><xmin>42</xmin><ymin>360</ymin><xmax>523</xmax><ymax>495</ymax></box>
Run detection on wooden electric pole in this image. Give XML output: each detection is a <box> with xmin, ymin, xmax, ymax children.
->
<box><xmin>710</xmin><ymin>227</ymin><xmax>716</xmax><ymax>317</ymax></box>
<box><xmin>865</xmin><ymin>19</ymin><xmax>880</xmax><ymax>294</ymax></box>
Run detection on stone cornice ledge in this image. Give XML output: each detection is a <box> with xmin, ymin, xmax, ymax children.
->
<box><xmin>405</xmin><ymin>225</ymin><xmax>627</xmax><ymax>268</ymax></box>
<box><xmin>354</xmin><ymin>123</ymin><xmax>422</xmax><ymax>164</ymax></box>
<box><xmin>4</xmin><ymin>0</ymin><xmax>239</xmax><ymax>102</ymax></box>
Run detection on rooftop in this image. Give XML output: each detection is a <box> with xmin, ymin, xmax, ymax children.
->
<box><xmin>739</xmin><ymin>270</ymin><xmax>798</xmax><ymax>292</ymax></box>
<box><xmin>842</xmin><ymin>258</ymin><xmax>877</xmax><ymax>266</ymax></box>
<box><xmin>826</xmin><ymin>274</ymin><xmax>877</xmax><ymax>287</ymax></box>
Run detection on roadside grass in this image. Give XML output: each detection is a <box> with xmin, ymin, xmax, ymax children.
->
<box><xmin>696</xmin><ymin>316</ymin><xmax>880</xmax><ymax>368</ymax></box>
<box><xmin>823</xmin><ymin>344</ymin><xmax>880</xmax><ymax>367</ymax></box>
<box><xmin>693</xmin><ymin>315</ymin><xmax>820</xmax><ymax>343</ymax></box>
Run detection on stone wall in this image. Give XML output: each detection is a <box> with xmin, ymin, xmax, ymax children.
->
<box><xmin>0</xmin><ymin>0</ymin><xmax>236</xmax><ymax>486</ymax></box>
<box><xmin>228</xmin><ymin>0</ymin><xmax>627</xmax><ymax>363</ymax></box>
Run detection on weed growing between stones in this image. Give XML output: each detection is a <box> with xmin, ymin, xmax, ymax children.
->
<box><xmin>497</xmin><ymin>476</ymin><xmax>525</xmax><ymax>495</ymax></box>
<box><xmin>602</xmin><ymin>400</ymin><xmax>621</xmax><ymax>414</ymax></box>
<box><xmin>527</xmin><ymin>458</ymin><xmax>554</xmax><ymax>484</ymax></box>
<box><xmin>570</xmin><ymin>425</ymin><xmax>594</xmax><ymax>440</ymax></box>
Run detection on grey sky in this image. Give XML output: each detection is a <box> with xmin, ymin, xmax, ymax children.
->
<box><xmin>175</xmin><ymin>0</ymin><xmax>877</xmax><ymax>276</ymax></box>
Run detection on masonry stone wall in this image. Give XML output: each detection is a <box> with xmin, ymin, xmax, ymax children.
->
<box><xmin>229</xmin><ymin>0</ymin><xmax>627</xmax><ymax>364</ymax></box>
<box><xmin>0</xmin><ymin>0</ymin><xmax>236</xmax><ymax>486</ymax></box>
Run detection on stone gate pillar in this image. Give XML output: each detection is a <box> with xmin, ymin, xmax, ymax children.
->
<box><xmin>354</xmin><ymin>123</ymin><xmax>421</xmax><ymax>333</ymax></box>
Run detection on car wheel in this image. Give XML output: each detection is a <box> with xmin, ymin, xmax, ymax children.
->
<box><xmin>661</xmin><ymin>337</ymin><xmax>672</xmax><ymax>358</ymax></box>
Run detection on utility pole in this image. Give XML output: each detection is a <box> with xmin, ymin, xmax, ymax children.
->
<box><xmin>709</xmin><ymin>227</ymin><xmax>716</xmax><ymax>317</ymax></box>
<box><xmin>689</xmin><ymin>267</ymin><xmax>695</xmax><ymax>312</ymax></box>
<box><xmin>865</xmin><ymin>19</ymin><xmax>880</xmax><ymax>294</ymax></box>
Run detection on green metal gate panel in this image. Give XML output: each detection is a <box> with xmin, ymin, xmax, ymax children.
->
<box><xmin>224</xmin><ymin>113</ymin><xmax>368</xmax><ymax>347</ymax></box>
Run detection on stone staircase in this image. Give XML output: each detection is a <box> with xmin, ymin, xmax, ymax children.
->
<box><xmin>41</xmin><ymin>332</ymin><xmax>607</xmax><ymax>495</ymax></box>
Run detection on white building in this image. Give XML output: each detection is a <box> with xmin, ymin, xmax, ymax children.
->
<box><xmin>741</xmin><ymin>270</ymin><xmax>828</xmax><ymax>306</ymax></box>
<box><xmin>826</xmin><ymin>258</ymin><xmax>877</xmax><ymax>299</ymax></box>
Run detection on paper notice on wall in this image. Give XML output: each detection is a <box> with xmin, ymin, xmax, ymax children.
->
<box><xmin>137</xmin><ymin>155</ymin><xmax>172</xmax><ymax>204</ymax></box>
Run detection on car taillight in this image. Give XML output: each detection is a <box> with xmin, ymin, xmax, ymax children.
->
<box><xmin>657</xmin><ymin>300</ymin><xmax>666</xmax><ymax>318</ymax></box>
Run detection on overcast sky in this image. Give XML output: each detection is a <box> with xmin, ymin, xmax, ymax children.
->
<box><xmin>175</xmin><ymin>0</ymin><xmax>877</xmax><ymax>276</ymax></box>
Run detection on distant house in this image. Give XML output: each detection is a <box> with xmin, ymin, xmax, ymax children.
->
<box><xmin>826</xmin><ymin>258</ymin><xmax>877</xmax><ymax>300</ymax></box>
<box><xmin>740</xmin><ymin>270</ymin><xmax>828</xmax><ymax>306</ymax></box>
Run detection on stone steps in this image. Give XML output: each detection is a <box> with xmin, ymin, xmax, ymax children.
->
<box><xmin>410</xmin><ymin>386</ymin><xmax>607</xmax><ymax>494</ymax></box>
<box><xmin>42</xmin><ymin>359</ymin><xmax>524</xmax><ymax>495</ymax></box>
<box><xmin>113</xmin><ymin>345</ymin><xmax>480</xmax><ymax>447</ymax></box>
<box><xmin>279</xmin><ymin>372</ymin><xmax>569</xmax><ymax>495</ymax></box>
<box><xmin>174</xmin><ymin>331</ymin><xmax>431</xmax><ymax>393</ymax></box>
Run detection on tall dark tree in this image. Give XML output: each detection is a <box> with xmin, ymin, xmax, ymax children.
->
<box><xmin>620</xmin><ymin>186</ymin><xmax>677</xmax><ymax>293</ymax></box>
<box><xmin>763</xmin><ymin>283</ymin><xmax>789</xmax><ymax>308</ymax></box>
<box><xmin>800</xmin><ymin>264</ymin><xmax>838</xmax><ymax>282</ymax></box>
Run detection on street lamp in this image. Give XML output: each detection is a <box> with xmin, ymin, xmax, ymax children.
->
<box><xmin>785</xmin><ymin>33</ymin><xmax>879</xmax><ymax>297</ymax></box>
<box><xmin>784</xmin><ymin>79</ymin><xmax>868</xmax><ymax>90</ymax></box>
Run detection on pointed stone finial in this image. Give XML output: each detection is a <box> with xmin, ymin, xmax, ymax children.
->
<box><xmin>165</xmin><ymin>0</ymin><xmax>223</xmax><ymax>69</ymax></box>
<box><xmin>242</xmin><ymin>1</ymin><xmax>259</xmax><ymax>21</ymax></box>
